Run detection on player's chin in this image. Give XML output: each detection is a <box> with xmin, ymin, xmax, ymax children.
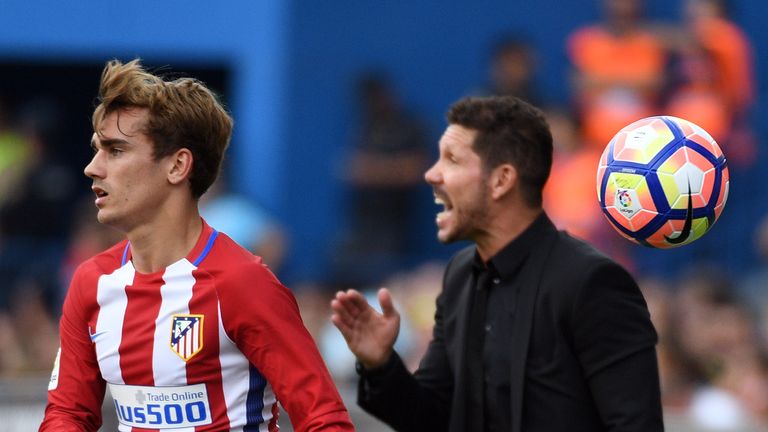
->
<box><xmin>95</xmin><ymin>210</ymin><xmax>116</xmax><ymax>225</ymax></box>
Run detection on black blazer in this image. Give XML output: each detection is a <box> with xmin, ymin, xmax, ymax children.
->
<box><xmin>358</xmin><ymin>215</ymin><xmax>663</xmax><ymax>431</ymax></box>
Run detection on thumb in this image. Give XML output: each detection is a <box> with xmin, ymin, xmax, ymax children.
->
<box><xmin>378</xmin><ymin>288</ymin><xmax>399</xmax><ymax>318</ymax></box>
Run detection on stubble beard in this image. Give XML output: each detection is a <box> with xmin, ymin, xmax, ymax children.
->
<box><xmin>438</xmin><ymin>187</ymin><xmax>490</xmax><ymax>244</ymax></box>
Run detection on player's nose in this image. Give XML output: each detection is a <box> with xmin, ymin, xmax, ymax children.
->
<box><xmin>84</xmin><ymin>152</ymin><xmax>105</xmax><ymax>179</ymax></box>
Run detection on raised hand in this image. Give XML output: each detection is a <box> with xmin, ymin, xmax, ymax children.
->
<box><xmin>330</xmin><ymin>288</ymin><xmax>400</xmax><ymax>369</ymax></box>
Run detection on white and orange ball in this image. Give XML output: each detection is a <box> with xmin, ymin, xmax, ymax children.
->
<box><xmin>596</xmin><ymin>116</ymin><xmax>729</xmax><ymax>248</ymax></box>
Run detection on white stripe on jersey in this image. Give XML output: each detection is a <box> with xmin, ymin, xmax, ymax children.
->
<box><xmin>95</xmin><ymin>263</ymin><xmax>135</xmax><ymax>384</ymax></box>
<box><xmin>153</xmin><ymin>259</ymin><xmax>196</xmax><ymax>385</ymax></box>
<box><xmin>151</xmin><ymin>259</ymin><xmax>198</xmax><ymax>432</ymax></box>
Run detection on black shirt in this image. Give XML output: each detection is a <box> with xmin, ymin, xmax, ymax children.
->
<box><xmin>356</xmin><ymin>211</ymin><xmax>663</xmax><ymax>432</ymax></box>
<box><xmin>466</xmin><ymin>213</ymin><xmax>547</xmax><ymax>432</ymax></box>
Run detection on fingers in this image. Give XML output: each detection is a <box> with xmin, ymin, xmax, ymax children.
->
<box><xmin>332</xmin><ymin>289</ymin><xmax>367</xmax><ymax>314</ymax></box>
<box><xmin>330</xmin><ymin>300</ymin><xmax>356</xmax><ymax>331</ymax></box>
<box><xmin>329</xmin><ymin>288</ymin><xmax>400</xmax><ymax>366</ymax></box>
<box><xmin>329</xmin><ymin>313</ymin><xmax>354</xmax><ymax>340</ymax></box>
<box><xmin>330</xmin><ymin>289</ymin><xmax>369</xmax><ymax>329</ymax></box>
<box><xmin>330</xmin><ymin>289</ymin><xmax>365</xmax><ymax>318</ymax></box>
<box><xmin>378</xmin><ymin>288</ymin><xmax>399</xmax><ymax>318</ymax></box>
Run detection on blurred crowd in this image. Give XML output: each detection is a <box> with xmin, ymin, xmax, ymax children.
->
<box><xmin>0</xmin><ymin>0</ymin><xmax>766</xmax><ymax>430</ymax></box>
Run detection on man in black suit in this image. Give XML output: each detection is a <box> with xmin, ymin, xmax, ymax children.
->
<box><xmin>331</xmin><ymin>95</ymin><xmax>663</xmax><ymax>431</ymax></box>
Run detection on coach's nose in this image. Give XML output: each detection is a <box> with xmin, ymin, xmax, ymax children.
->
<box><xmin>424</xmin><ymin>160</ymin><xmax>442</xmax><ymax>186</ymax></box>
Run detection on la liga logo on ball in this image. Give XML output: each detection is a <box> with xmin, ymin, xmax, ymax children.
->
<box><xmin>617</xmin><ymin>190</ymin><xmax>633</xmax><ymax>209</ymax></box>
<box><xmin>596</xmin><ymin>116</ymin><xmax>729</xmax><ymax>248</ymax></box>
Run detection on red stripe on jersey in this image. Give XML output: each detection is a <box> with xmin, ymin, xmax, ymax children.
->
<box><xmin>187</xmin><ymin>267</ymin><xmax>230</xmax><ymax>430</ymax></box>
<box><xmin>119</xmin><ymin>275</ymin><xmax>163</xmax><ymax>385</ymax></box>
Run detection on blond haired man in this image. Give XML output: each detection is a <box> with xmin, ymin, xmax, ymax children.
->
<box><xmin>41</xmin><ymin>60</ymin><xmax>353</xmax><ymax>432</ymax></box>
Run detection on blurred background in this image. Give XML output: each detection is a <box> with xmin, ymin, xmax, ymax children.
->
<box><xmin>0</xmin><ymin>0</ymin><xmax>766</xmax><ymax>430</ymax></box>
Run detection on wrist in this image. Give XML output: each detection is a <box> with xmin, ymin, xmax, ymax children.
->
<box><xmin>356</xmin><ymin>351</ymin><xmax>398</xmax><ymax>377</ymax></box>
<box><xmin>359</xmin><ymin>351</ymin><xmax>391</xmax><ymax>370</ymax></box>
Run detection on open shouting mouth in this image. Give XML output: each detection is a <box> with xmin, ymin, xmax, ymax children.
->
<box><xmin>434</xmin><ymin>192</ymin><xmax>453</xmax><ymax>225</ymax></box>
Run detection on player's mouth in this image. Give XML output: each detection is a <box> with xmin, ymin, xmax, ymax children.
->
<box><xmin>92</xmin><ymin>186</ymin><xmax>109</xmax><ymax>206</ymax></box>
<box><xmin>434</xmin><ymin>192</ymin><xmax>453</xmax><ymax>226</ymax></box>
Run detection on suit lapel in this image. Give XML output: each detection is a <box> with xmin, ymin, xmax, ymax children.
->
<box><xmin>450</xmin><ymin>262</ymin><xmax>474</xmax><ymax>432</ymax></box>
<box><xmin>509</xmin><ymin>224</ymin><xmax>558</xmax><ymax>432</ymax></box>
<box><xmin>439</xmin><ymin>247</ymin><xmax>476</xmax><ymax>432</ymax></box>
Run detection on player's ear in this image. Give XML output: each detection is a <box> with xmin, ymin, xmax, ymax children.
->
<box><xmin>167</xmin><ymin>148</ymin><xmax>194</xmax><ymax>186</ymax></box>
<box><xmin>489</xmin><ymin>163</ymin><xmax>516</xmax><ymax>200</ymax></box>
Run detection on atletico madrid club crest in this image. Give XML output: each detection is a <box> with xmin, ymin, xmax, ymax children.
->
<box><xmin>170</xmin><ymin>314</ymin><xmax>204</xmax><ymax>361</ymax></box>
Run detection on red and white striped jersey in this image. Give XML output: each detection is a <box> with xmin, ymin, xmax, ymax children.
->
<box><xmin>41</xmin><ymin>220</ymin><xmax>353</xmax><ymax>432</ymax></box>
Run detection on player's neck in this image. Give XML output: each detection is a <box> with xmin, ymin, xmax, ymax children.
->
<box><xmin>125</xmin><ymin>200</ymin><xmax>203</xmax><ymax>274</ymax></box>
<box><xmin>475</xmin><ymin>206</ymin><xmax>542</xmax><ymax>262</ymax></box>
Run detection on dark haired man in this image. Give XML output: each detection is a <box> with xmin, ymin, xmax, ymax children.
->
<box><xmin>332</xmin><ymin>96</ymin><xmax>663</xmax><ymax>431</ymax></box>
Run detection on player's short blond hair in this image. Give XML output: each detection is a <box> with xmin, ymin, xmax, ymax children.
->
<box><xmin>92</xmin><ymin>59</ymin><xmax>233</xmax><ymax>198</ymax></box>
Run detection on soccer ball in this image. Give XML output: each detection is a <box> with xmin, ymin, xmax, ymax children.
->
<box><xmin>596</xmin><ymin>116</ymin><xmax>729</xmax><ymax>248</ymax></box>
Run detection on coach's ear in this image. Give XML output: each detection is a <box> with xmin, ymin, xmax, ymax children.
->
<box><xmin>167</xmin><ymin>148</ymin><xmax>194</xmax><ymax>185</ymax></box>
<box><xmin>489</xmin><ymin>163</ymin><xmax>517</xmax><ymax>200</ymax></box>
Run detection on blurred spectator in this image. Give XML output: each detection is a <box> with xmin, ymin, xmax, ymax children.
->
<box><xmin>475</xmin><ymin>36</ymin><xmax>541</xmax><ymax>105</ymax></box>
<box><xmin>639</xmin><ymin>277</ymin><xmax>701</xmax><ymax>414</ymax></box>
<box><xmin>683</xmin><ymin>0</ymin><xmax>754</xmax><ymax>120</ymax></box>
<box><xmin>663</xmin><ymin>33</ymin><xmax>731</xmax><ymax>144</ymax></box>
<box><xmin>200</xmin><ymin>176</ymin><xmax>287</xmax><ymax>274</ymax></box>
<box><xmin>0</xmin><ymin>98</ymin><xmax>34</xmax><ymax>312</ymax></box>
<box><xmin>673</xmin><ymin>268</ymin><xmax>768</xmax><ymax>429</ymax></box>
<box><xmin>0</xmin><ymin>98</ymin><xmax>34</xmax><ymax>210</ymax></box>
<box><xmin>330</xmin><ymin>73</ymin><xmax>429</xmax><ymax>288</ymax></box>
<box><xmin>566</xmin><ymin>0</ymin><xmax>667</xmax><ymax>150</ymax></box>
<box><xmin>665</xmin><ymin>0</ymin><xmax>757</xmax><ymax>168</ymax></box>
<box><xmin>0</xmin><ymin>98</ymin><xmax>77</xmax><ymax>376</ymax></box>
<box><xmin>0</xmin><ymin>99</ymin><xmax>78</xmax><ymax>314</ymax></box>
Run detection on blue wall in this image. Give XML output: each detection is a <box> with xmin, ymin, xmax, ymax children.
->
<box><xmin>0</xmin><ymin>0</ymin><xmax>765</xmax><ymax>283</ymax></box>
<box><xmin>0</xmin><ymin>0</ymin><xmax>288</xmax><ymax>209</ymax></box>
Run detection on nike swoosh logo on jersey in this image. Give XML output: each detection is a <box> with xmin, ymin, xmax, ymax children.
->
<box><xmin>88</xmin><ymin>327</ymin><xmax>109</xmax><ymax>342</ymax></box>
<box><xmin>665</xmin><ymin>179</ymin><xmax>693</xmax><ymax>245</ymax></box>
